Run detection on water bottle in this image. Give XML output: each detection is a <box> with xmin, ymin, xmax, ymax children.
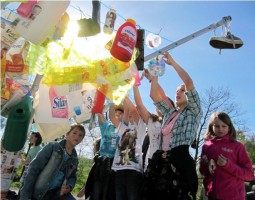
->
<box><xmin>110</xmin><ymin>18</ymin><xmax>137</xmax><ymax>62</ymax></box>
<box><xmin>103</xmin><ymin>7</ymin><xmax>116</xmax><ymax>34</ymax></box>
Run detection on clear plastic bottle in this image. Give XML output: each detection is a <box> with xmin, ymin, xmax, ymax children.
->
<box><xmin>103</xmin><ymin>7</ymin><xmax>116</xmax><ymax>34</ymax></box>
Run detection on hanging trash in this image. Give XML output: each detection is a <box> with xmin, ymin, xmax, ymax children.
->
<box><xmin>145</xmin><ymin>33</ymin><xmax>162</xmax><ymax>49</ymax></box>
<box><xmin>2</xmin><ymin>95</ymin><xmax>34</xmax><ymax>152</ymax></box>
<box><xmin>110</xmin><ymin>18</ymin><xmax>137</xmax><ymax>62</ymax></box>
<box><xmin>15</xmin><ymin>0</ymin><xmax>70</xmax><ymax>45</ymax></box>
<box><xmin>66</xmin><ymin>88</ymin><xmax>96</xmax><ymax>124</ymax></box>
<box><xmin>103</xmin><ymin>7</ymin><xmax>116</xmax><ymax>34</ymax></box>
<box><xmin>1</xmin><ymin>8</ymin><xmax>20</xmax><ymax>50</ymax></box>
<box><xmin>4</xmin><ymin>37</ymin><xmax>29</xmax><ymax>77</ymax></box>
<box><xmin>77</xmin><ymin>0</ymin><xmax>100</xmax><ymax>37</ymax></box>
<box><xmin>17</xmin><ymin>0</ymin><xmax>38</xmax><ymax>18</ymax></box>
<box><xmin>134</xmin><ymin>70</ymin><xmax>141</xmax><ymax>86</ymax></box>
<box><xmin>1</xmin><ymin>88</ymin><xmax>26</xmax><ymax>117</ymax></box>
<box><xmin>49</xmin><ymin>86</ymin><xmax>69</xmax><ymax>119</ymax></box>
<box><xmin>147</xmin><ymin>58</ymin><xmax>165</xmax><ymax>77</ymax></box>
<box><xmin>209</xmin><ymin>31</ymin><xmax>243</xmax><ymax>49</ymax></box>
<box><xmin>52</xmin><ymin>12</ymin><xmax>70</xmax><ymax>40</ymax></box>
<box><xmin>91</xmin><ymin>89</ymin><xmax>106</xmax><ymax>114</ymax></box>
<box><xmin>135</xmin><ymin>29</ymin><xmax>145</xmax><ymax>70</ymax></box>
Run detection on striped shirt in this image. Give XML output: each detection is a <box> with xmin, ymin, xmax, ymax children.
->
<box><xmin>154</xmin><ymin>88</ymin><xmax>203</xmax><ymax>150</ymax></box>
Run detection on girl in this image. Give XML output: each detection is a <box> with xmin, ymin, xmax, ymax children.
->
<box><xmin>20</xmin><ymin>124</ymin><xmax>85</xmax><ymax>200</ymax></box>
<box><xmin>199</xmin><ymin>112</ymin><xmax>254</xmax><ymax>200</ymax></box>
<box><xmin>20</xmin><ymin>132</ymin><xmax>42</xmax><ymax>184</ymax></box>
<box><xmin>145</xmin><ymin>51</ymin><xmax>203</xmax><ymax>200</ymax></box>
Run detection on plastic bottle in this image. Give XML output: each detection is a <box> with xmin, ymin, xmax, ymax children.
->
<box><xmin>1</xmin><ymin>89</ymin><xmax>26</xmax><ymax>117</ymax></box>
<box><xmin>110</xmin><ymin>18</ymin><xmax>137</xmax><ymax>62</ymax></box>
<box><xmin>15</xmin><ymin>0</ymin><xmax>70</xmax><ymax>45</ymax></box>
<box><xmin>92</xmin><ymin>89</ymin><xmax>106</xmax><ymax>114</ymax></box>
<box><xmin>103</xmin><ymin>7</ymin><xmax>116</xmax><ymax>34</ymax></box>
<box><xmin>17</xmin><ymin>0</ymin><xmax>38</xmax><ymax>18</ymax></box>
<box><xmin>2</xmin><ymin>95</ymin><xmax>34</xmax><ymax>152</ymax></box>
<box><xmin>134</xmin><ymin>71</ymin><xmax>141</xmax><ymax>86</ymax></box>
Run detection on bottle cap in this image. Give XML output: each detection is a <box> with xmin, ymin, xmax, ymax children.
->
<box><xmin>126</xmin><ymin>18</ymin><xmax>136</xmax><ymax>25</ymax></box>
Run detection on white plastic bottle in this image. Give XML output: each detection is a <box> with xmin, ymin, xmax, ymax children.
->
<box><xmin>103</xmin><ymin>7</ymin><xmax>116</xmax><ymax>34</ymax></box>
<box><xmin>15</xmin><ymin>1</ymin><xmax>70</xmax><ymax>45</ymax></box>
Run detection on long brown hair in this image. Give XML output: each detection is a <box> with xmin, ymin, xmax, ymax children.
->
<box><xmin>204</xmin><ymin>112</ymin><xmax>236</xmax><ymax>141</ymax></box>
<box><xmin>150</xmin><ymin>113</ymin><xmax>162</xmax><ymax>123</ymax></box>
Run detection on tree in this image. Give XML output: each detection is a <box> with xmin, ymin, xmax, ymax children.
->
<box><xmin>193</xmin><ymin>86</ymin><xmax>246</xmax><ymax>164</ymax></box>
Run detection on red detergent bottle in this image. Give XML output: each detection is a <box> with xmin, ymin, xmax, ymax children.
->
<box><xmin>110</xmin><ymin>18</ymin><xmax>137</xmax><ymax>62</ymax></box>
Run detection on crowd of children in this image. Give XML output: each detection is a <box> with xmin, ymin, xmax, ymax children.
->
<box><xmin>2</xmin><ymin>52</ymin><xmax>254</xmax><ymax>200</ymax></box>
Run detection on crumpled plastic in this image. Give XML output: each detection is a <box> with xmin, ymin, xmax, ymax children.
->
<box><xmin>24</xmin><ymin>37</ymin><xmax>137</xmax><ymax>104</ymax></box>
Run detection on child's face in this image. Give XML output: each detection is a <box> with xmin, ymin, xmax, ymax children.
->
<box><xmin>175</xmin><ymin>85</ymin><xmax>187</xmax><ymax>107</ymax></box>
<box><xmin>66</xmin><ymin>127</ymin><xmax>84</xmax><ymax>146</ymax></box>
<box><xmin>212</xmin><ymin>118</ymin><xmax>229</xmax><ymax>138</ymax></box>
<box><xmin>115</xmin><ymin>110</ymin><xmax>123</xmax><ymax>121</ymax></box>
<box><xmin>29</xmin><ymin>134</ymin><xmax>37</xmax><ymax>145</ymax></box>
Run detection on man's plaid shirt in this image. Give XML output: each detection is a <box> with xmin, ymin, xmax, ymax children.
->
<box><xmin>154</xmin><ymin>88</ymin><xmax>203</xmax><ymax>150</ymax></box>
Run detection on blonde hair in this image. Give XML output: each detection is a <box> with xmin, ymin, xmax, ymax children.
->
<box><xmin>204</xmin><ymin>112</ymin><xmax>236</xmax><ymax>141</ymax></box>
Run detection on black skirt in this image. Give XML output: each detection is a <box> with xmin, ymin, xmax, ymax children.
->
<box><xmin>142</xmin><ymin>145</ymin><xmax>198</xmax><ymax>200</ymax></box>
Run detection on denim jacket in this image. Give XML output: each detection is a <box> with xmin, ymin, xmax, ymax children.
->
<box><xmin>19</xmin><ymin>139</ymin><xmax>78</xmax><ymax>200</ymax></box>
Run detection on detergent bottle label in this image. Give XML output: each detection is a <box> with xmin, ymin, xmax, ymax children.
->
<box><xmin>117</xmin><ymin>26</ymin><xmax>136</xmax><ymax>54</ymax></box>
<box><xmin>49</xmin><ymin>86</ymin><xmax>69</xmax><ymax>118</ymax></box>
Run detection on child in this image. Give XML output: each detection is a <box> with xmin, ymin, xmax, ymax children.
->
<box><xmin>77</xmin><ymin>104</ymin><xmax>125</xmax><ymax>200</ymax></box>
<box><xmin>20</xmin><ymin>132</ymin><xmax>42</xmax><ymax>184</ymax></box>
<box><xmin>145</xmin><ymin>52</ymin><xmax>203</xmax><ymax>200</ymax></box>
<box><xmin>199</xmin><ymin>112</ymin><xmax>254</xmax><ymax>200</ymax></box>
<box><xmin>20</xmin><ymin>124</ymin><xmax>85</xmax><ymax>200</ymax></box>
<box><xmin>111</xmin><ymin>97</ymin><xmax>146</xmax><ymax>200</ymax></box>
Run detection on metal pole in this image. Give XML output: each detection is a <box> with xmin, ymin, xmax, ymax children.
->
<box><xmin>144</xmin><ymin>16</ymin><xmax>232</xmax><ymax>62</ymax></box>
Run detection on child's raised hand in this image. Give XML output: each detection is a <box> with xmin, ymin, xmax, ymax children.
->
<box><xmin>143</xmin><ymin>68</ymin><xmax>153</xmax><ymax>81</ymax></box>
<box><xmin>217</xmin><ymin>154</ymin><xmax>228</xmax><ymax>167</ymax></box>
<box><xmin>161</xmin><ymin>51</ymin><xmax>176</xmax><ymax>66</ymax></box>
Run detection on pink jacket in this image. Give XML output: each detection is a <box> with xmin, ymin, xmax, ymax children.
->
<box><xmin>199</xmin><ymin>135</ymin><xmax>254</xmax><ymax>200</ymax></box>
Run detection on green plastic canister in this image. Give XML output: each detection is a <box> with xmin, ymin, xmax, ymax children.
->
<box><xmin>2</xmin><ymin>95</ymin><xmax>34</xmax><ymax>152</ymax></box>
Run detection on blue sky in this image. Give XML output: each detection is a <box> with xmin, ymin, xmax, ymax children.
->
<box><xmin>77</xmin><ymin>1</ymin><xmax>254</xmax><ymax>135</ymax></box>
<box><xmin>3</xmin><ymin>1</ymin><xmax>255</xmax><ymax>136</ymax></box>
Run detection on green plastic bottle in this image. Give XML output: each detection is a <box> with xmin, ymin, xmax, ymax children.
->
<box><xmin>2</xmin><ymin>95</ymin><xmax>34</xmax><ymax>152</ymax></box>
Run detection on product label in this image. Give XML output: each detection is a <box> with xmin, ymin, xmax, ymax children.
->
<box><xmin>1</xmin><ymin>9</ymin><xmax>20</xmax><ymax>48</ymax></box>
<box><xmin>49</xmin><ymin>87</ymin><xmax>69</xmax><ymax>118</ymax></box>
<box><xmin>103</xmin><ymin>10</ymin><xmax>116</xmax><ymax>34</ymax></box>
<box><xmin>117</xmin><ymin>26</ymin><xmax>137</xmax><ymax>54</ymax></box>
